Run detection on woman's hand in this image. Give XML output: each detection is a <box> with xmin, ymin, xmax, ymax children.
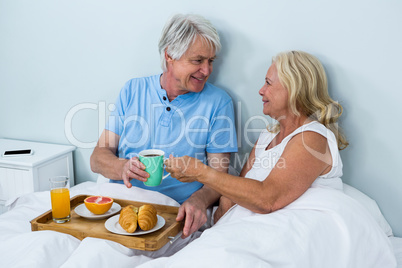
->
<box><xmin>213</xmin><ymin>196</ymin><xmax>236</xmax><ymax>224</ymax></box>
<box><xmin>165</xmin><ymin>155</ymin><xmax>209</xmax><ymax>183</ymax></box>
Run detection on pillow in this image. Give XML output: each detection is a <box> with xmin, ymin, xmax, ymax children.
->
<box><xmin>343</xmin><ymin>183</ymin><xmax>393</xmax><ymax>237</ymax></box>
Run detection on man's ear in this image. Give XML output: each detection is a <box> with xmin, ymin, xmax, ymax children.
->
<box><xmin>165</xmin><ymin>49</ymin><xmax>173</xmax><ymax>62</ymax></box>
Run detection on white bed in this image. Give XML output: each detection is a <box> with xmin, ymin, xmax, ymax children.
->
<box><xmin>0</xmin><ymin>180</ymin><xmax>400</xmax><ymax>268</ymax></box>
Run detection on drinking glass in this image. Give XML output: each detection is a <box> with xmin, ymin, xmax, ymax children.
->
<box><xmin>49</xmin><ymin>176</ymin><xmax>71</xmax><ymax>223</ymax></box>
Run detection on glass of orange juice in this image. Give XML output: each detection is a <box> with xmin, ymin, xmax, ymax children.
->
<box><xmin>49</xmin><ymin>176</ymin><xmax>71</xmax><ymax>223</ymax></box>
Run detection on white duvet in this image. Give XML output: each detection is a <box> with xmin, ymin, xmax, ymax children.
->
<box><xmin>0</xmin><ymin>182</ymin><xmax>397</xmax><ymax>268</ymax></box>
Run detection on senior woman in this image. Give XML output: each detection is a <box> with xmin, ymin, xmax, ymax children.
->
<box><xmin>165</xmin><ymin>50</ymin><xmax>349</xmax><ymax>222</ymax></box>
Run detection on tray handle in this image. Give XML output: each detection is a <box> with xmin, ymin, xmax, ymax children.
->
<box><xmin>168</xmin><ymin>231</ymin><xmax>183</xmax><ymax>244</ymax></box>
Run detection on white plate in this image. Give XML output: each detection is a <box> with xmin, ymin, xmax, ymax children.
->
<box><xmin>75</xmin><ymin>202</ymin><xmax>121</xmax><ymax>220</ymax></box>
<box><xmin>104</xmin><ymin>214</ymin><xmax>165</xmax><ymax>236</ymax></box>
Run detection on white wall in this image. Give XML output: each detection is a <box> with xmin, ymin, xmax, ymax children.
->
<box><xmin>1</xmin><ymin>0</ymin><xmax>401</xmax><ymax>236</ymax></box>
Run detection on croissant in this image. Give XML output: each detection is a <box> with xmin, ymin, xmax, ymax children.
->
<box><xmin>138</xmin><ymin>204</ymin><xmax>158</xmax><ymax>231</ymax></box>
<box><xmin>119</xmin><ymin>205</ymin><xmax>138</xmax><ymax>233</ymax></box>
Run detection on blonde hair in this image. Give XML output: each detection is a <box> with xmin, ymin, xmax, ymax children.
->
<box><xmin>272</xmin><ymin>50</ymin><xmax>348</xmax><ymax>150</ymax></box>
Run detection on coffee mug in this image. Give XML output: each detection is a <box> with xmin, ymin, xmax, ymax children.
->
<box><xmin>138</xmin><ymin>149</ymin><xmax>170</xmax><ymax>187</ymax></box>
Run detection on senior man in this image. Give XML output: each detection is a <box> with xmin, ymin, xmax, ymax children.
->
<box><xmin>90</xmin><ymin>14</ymin><xmax>237</xmax><ymax>238</ymax></box>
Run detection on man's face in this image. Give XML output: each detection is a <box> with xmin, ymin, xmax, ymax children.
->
<box><xmin>165</xmin><ymin>36</ymin><xmax>216</xmax><ymax>95</ymax></box>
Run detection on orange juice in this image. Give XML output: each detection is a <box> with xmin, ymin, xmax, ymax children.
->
<box><xmin>50</xmin><ymin>188</ymin><xmax>70</xmax><ymax>219</ymax></box>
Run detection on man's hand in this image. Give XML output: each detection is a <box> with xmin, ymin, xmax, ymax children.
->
<box><xmin>176</xmin><ymin>195</ymin><xmax>208</xmax><ymax>239</ymax></box>
<box><xmin>121</xmin><ymin>157</ymin><xmax>149</xmax><ymax>188</ymax></box>
<box><xmin>170</xmin><ymin>152</ymin><xmax>230</xmax><ymax>238</ymax></box>
<box><xmin>91</xmin><ymin>130</ymin><xmax>149</xmax><ymax>187</ymax></box>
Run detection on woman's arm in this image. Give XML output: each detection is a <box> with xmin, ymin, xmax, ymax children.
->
<box><xmin>213</xmin><ymin>143</ymin><xmax>257</xmax><ymax>222</ymax></box>
<box><xmin>166</xmin><ymin>131</ymin><xmax>332</xmax><ymax>214</ymax></box>
<box><xmin>239</xmin><ymin>142</ymin><xmax>257</xmax><ymax>177</ymax></box>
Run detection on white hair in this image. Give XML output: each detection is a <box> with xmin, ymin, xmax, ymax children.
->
<box><xmin>158</xmin><ymin>14</ymin><xmax>221</xmax><ymax>72</ymax></box>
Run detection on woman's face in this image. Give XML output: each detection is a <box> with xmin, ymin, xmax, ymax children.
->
<box><xmin>259</xmin><ymin>63</ymin><xmax>289</xmax><ymax>119</ymax></box>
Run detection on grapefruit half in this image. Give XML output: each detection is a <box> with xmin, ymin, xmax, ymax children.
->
<box><xmin>84</xmin><ymin>196</ymin><xmax>113</xmax><ymax>215</ymax></box>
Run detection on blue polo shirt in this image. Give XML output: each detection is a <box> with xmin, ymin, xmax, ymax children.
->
<box><xmin>106</xmin><ymin>74</ymin><xmax>238</xmax><ymax>204</ymax></box>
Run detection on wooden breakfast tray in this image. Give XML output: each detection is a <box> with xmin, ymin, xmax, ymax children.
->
<box><xmin>30</xmin><ymin>195</ymin><xmax>183</xmax><ymax>251</ymax></box>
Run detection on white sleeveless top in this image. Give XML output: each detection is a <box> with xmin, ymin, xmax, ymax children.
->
<box><xmin>245</xmin><ymin>121</ymin><xmax>343</xmax><ymax>190</ymax></box>
<box><xmin>214</xmin><ymin>121</ymin><xmax>344</xmax><ymax>225</ymax></box>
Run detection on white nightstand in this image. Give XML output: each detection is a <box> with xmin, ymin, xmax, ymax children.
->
<box><xmin>0</xmin><ymin>139</ymin><xmax>76</xmax><ymax>214</ymax></box>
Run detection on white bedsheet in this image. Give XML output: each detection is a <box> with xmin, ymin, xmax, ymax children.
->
<box><xmin>0</xmin><ymin>182</ymin><xmax>398</xmax><ymax>268</ymax></box>
<box><xmin>391</xmin><ymin>236</ymin><xmax>402</xmax><ymax>267</ymax></box>
<box><xmin>0</xmin><ymin>182</ymin><xmax>182</xmax><ymax>268</ymax></box>
<box><xmin>139</xmin><ymin>186</ymin><xmax>397</xmax><ymax>268</ymax></box>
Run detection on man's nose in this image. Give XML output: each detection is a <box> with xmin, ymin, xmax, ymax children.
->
<box><xmin>199</xmin><ymin>61</ymin><xmax>212</xmax><ymax>76</ymax></box>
